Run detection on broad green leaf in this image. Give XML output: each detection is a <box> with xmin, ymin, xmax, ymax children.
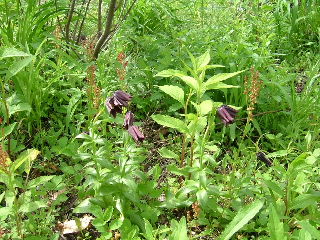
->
<box><xmin>169</xmin><ymin>217</ymin><xmax>188</xmax><ymax>240</ymax></box>
<box><xmin>299</xmin><ymin>220</ymin><xmax>320</xmax><ymax>239</ymax></box>
<box><xmin>263</xmin><ymin>180</ymin><xmax>284</xmax><ymax>196</ymax></box>
<box><xmin>219</xmin><ymin>200</ymin><xmax>264</xmax><ymax>240</ymax></box>
<box><xmin>152</xmin><ymin>114</ymin><xmax>188</xmax><ymax>133</ymax></box>
<box><xmin>0</xmin><ymin>48</ymin><xmax>31</xmax><ymax>58</ymax></box>
<box><xmin>178</xmin><ymin>75</ymin><xmax>199</xmax><ymax>91</ymax></box>
<box><xmin>0</xmin><ymin>122</ymin><xmax>17</xmax><ymax>141</ymax></box>
<box><xmin>205</xmin><ymin>82</ymin><xmax>239</xmax><ymax>90</ymax></box>
<box><xmin>188</xmin><ymin>116</ymin><xmax>207</xmax><ymax>134</ymax></box>
<box><xmin>20</xmin><ymin>200</ymin><xmax>47</xmax><ymax>213</ymax></box>
<box><xmin>10</xmin><ymin>149</ymin><xmax>40</xmax><ymax>173</ymax></box>
<box><xmin>155</xmin><ymin>70</ymin><xmax>199</xmax><ymax>91</ymax></box>
<box><xmin>74</xmin><ymin>198</ymin><xmax>104</xmax><ymax>217</ymax></box>
<box><xmin>205</xmin><ymin>70</ymin><xmax>245</xmax><ymax>87</ymax></box>
<box><xmin>196</xmin><ymin>49</ymin><xmax>210</xmax><ymax>71</ymax></box>
<box><xmin>268</xmin><ymin>204</ymin><xmax>286</xmax><ymax>240</ymax></box>
<box><xmin>159</xmin><ymin>85</ymin><xmax>184</xmax><ymax>104</ymax></box>
<box><xmin>159</xmin><ymin>147</ymin><xmax>179</xmax><ymax>160</ymax></box>
<box><xmin>8</xmin><ymin>55</ymin><xmax>35</xmax><ymax>78</ymax></box>
<box><xmin>199</xmin><ymin>100</ymin><xmax>213</xmax><ymax>116</ymax></box>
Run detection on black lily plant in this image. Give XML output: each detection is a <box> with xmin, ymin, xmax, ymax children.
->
<box><xmin>124</xmin><ymin>111</ymin><xmax>144</xmax><ymax>142</ymax></box>
<box><xmin>106</xmin><ymin>90</ymin><xmax>132</xmax><ymax>117</ymax></box>
<box><xmin>217</xmin><ymin>105</ymin><xmax>238</xmax><ymax>125</ymax></box>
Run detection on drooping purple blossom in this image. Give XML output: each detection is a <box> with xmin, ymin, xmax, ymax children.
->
<box><xmin>256</xmin><ymin>152</ymin><xmax>272</xmax><ymax>166</ymax></box>
<box><xmin>128</xmin><ymin>125</ymin><xmax>145</xmax><ymax>142</ymax></box>
<box><xmin>124</xmin><ymin>111</ymin><xmax>134</xmax><ymax>129</ymax></box>
<box><xmin>114</xmin><ymin>90</ymin><xmax>132</xmax><ymax>107</ymax></box>
<box><xmin>217</xmin><ymin>105</ymin><xmax>238</xmax><ymax>125</ymax></box>
<box><xmin>106</xmin><ymin>90</ymin><xmax>132</xmax><ymax>117</ymax></box>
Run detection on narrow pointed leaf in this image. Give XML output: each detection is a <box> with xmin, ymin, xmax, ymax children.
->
<box><xmin>299</xmin><ymin>220</ymin><xmax>320</xmax><ymax>239</ymax></box>
<box><xmin>219</xmin><ymin>200</ymin><xmax>264</xmax><ymax>240</ymax></box>
<box><xmin>206</xmin><ymin>82</ymin><xmax>239</xmax><ymax>90</ymax></box>
<box><xmin>196</xmin><ymin>49</ymin><xmax>210</xmax><ymax>71</ymax></box>
<box><xmin>205</xmin><ymin>70</ymin><xmax>245</xmax><ymax>86</ymax></box>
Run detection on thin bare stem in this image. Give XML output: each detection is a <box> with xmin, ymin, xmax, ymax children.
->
<box><xmin>65</xmin><ymin>0</ymin><xmax>76</xmax><ymax>42</ymax></box>
<box><xmin>93</xmin><ymin>0</ymin><xmax>117</xmax><ymax>59</ymax></box>
<box><xmin>76</xmin><ymin>0</ymin><xmax>92</xmax><ymax>44</ymax></box>
<box><xmin>97</xmin><ymin>0</ymin><xmax>103</xmax><ymax>37</ymax></box>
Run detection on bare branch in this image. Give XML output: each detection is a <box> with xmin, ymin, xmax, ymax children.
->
<box><xmin>93</xmin><ymin>0</ymin><xmax>117</xmax><ymax>59</ymax></box>
<box><xmin>76</xmin><ymin>0</ymin><xmax>92</xmax><ymax>44</ymax></box>
<box><xmin>97</xmin><ymin>0</ymin><xmax>103</xmax><ymax>37</ymax></box>
<box><xmin>65</xmin><ymin>0</ymin><xmax>76</xmax><ymax>42</ymax></box>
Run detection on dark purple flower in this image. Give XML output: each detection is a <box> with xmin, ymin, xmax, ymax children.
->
<box><xmin>106</xmin><ymin>97</ymin><xmax>122</xmax><ymax>117</ymax></box>
<box><xmin>128</xmin><ymin>125</ymin><xmax>144</xmax><ymax>142</ymax></box>
<box><xmin>113</xmin><ymin>90</ymin><xmax>132</xmax><ymax>107</ymax></box>
<box><xmin>124</xmin><ymin>111</ymin><xmax>134</xmax><ymax>129</ymax></box>
<box><xmin>106</xmin><ymin>90</ymin><xmax>132</xmax><ymax>117</ymax></box>
<box><xmin>257</xmin><ymin>152</ymin><xmax>272</xmax><ymax>166</ymax></box>
<box><xmin>217</xmin><ymin>105</ymin><xmax>238</xmax><ymax>125</ymax></box>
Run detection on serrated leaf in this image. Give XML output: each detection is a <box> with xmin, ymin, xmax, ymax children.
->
<box><xmin>205</xmin><ymin>70</ymin><xmax>245</xmax><ymax>88</ymax></box>
<box><xmin>219</xmin><ymin>200</ymin><xmax>264</xmax><ymax>240</ymax></box>
<box><xmin>152</xmin><ymin>114</ymin><xmax>188</xmax><ymax>133</ymax></box>
<box><xmin>159</xmin><ymin>85</ymin><xmax>184</xmax><ymax>104</ymax></box>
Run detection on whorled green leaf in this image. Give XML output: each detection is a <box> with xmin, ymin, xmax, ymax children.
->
<box><xmin>219</xmin><ymin>200</ymin><xmax>264</xmax><ymax>240</ymax></box>
<box><xmin>156</xmin><ymin>70</ymin><xmax>199</xmax><ymax>91</ymax></box>
<box><xmin>159</xmin><ymin>85</ymin><xmax>184</xmax><ymax>104</ymax></box>
<box><xmin>205</xmin><ymin>70</ymin><xmax>245</xmax><ymax>86</ymax></box>
<box><xmin>199</xmin><ymin>100</ymin><xmax>213</xmax><ymax>116</ymax></box>
<box><xmin>196</xmin><ymin>49</ymin><xmax>211</xmax><ymax>71</ymax></box>
<box><xmin>152</xmin><ymin>114</ymin><xmax>188</xmax><ymax>133</ymax></box>
<box><xmin>205</xmin><ymin>82</ymin><xmax>239</xmax><ymax>90</ymax></box>
<box><xmin>155</xmin><ymin>69</ymin><xmax>184</xmax><ymax>78</ymax></box>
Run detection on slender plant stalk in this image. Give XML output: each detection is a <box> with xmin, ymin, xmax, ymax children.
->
<box><xmin>76</xmin><ymin>0</ymin><xmax>92</xmax><ymax>44</ymax></box>
<box><xmin>93</xmin><ymin>0</ymin><xmax>117</xmax><ymax>59</ymax></box>
<box><xmin>65</xmin><ymin>0</ymin><xmax>76</xmax><ymax>42</ymax></box>
<box><xmin>97</xmin><ymin>0</ymin><xmax>103</xmax><ymax>37</ymax></box>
